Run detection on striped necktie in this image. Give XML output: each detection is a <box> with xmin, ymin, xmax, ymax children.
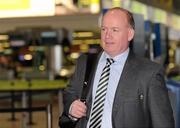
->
<box><xmin>89</xmin><ymin>58</ymin><xmax>114</xmax><ymax>128</ymax></box>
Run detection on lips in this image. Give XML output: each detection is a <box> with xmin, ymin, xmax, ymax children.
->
<box><xmin>105</xmin><ymin>42</ymin><xmax>114</xmax><ymax>45</ymax></box>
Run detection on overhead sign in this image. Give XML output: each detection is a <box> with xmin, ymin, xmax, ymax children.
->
<box><xmin>0</xmin><ymin>0</ymin><xmax>30</xmax><ymax>10</ymax></box>
<box><xmin>0</xmin><ymin>0</ymin><xmax>55</xmax><ymax>18</ymax></box>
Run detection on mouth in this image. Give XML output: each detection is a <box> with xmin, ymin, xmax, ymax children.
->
<box><xmin>105</xmin><ymin>42</ymin><xmax>114</xmax><ymax>45</ymax></box>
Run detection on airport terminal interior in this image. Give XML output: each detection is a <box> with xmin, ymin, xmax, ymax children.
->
<box><xmin>0</xmin><ymin>0</ymin><xmax>180</xmax><ymax>128</ymax></box>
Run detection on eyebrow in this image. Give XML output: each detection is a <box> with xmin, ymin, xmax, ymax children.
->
<box><xmin>101</xmin><ymin>26</ymin><xmax>119</xmax><ymax>28</ymax></box>
<box><xmin>101</xmin><ymin>26</ymin><xmax>126</xmax><ymax>30</ymax></box>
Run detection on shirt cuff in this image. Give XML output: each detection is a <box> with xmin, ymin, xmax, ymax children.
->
<box><xmin>68</xmin><ymin>104</ymin><xmax>78</xmax><ymax>121</ymax></box>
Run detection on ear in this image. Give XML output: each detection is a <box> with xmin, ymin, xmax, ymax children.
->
<box><xmin>128</xmin><ymin>28</ymin><xmax>135</xmax><ymax>41</ymax></box>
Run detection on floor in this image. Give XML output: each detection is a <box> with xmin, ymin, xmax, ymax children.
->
<box><xmin>0</xmin><ymin>92</ymin><xmax>63</xmax><ymax>128</ymax></box>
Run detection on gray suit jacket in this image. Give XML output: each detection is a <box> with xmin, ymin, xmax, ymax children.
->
<box><xmin>63</xmin><ymin>51</ymin><xmax>174</xmax><ymax>128</ymax></box>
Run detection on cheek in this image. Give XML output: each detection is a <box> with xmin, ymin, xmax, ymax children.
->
<box><xmin>101</xmin><ymin>33</ymin><xmax>105</xmax><ymax>40</ymax></box>
<box><xmin>116</xmin><ymin>33</ymin><xmax>129</xmax><ymax>43</ymax></box>
<box><xmin>101</xmin><ymin>34</ymin><xmax>106</xmax><ymax>44</ymax></box>
<box><xmin>114</xmin><ymin>36</ymin><xmax>128</xmax><ymax>48</ymax></box>
<box><xmin>114</xmin><ymin>35</ymin><xmax>123</xmax><ymax>44</ymax></box>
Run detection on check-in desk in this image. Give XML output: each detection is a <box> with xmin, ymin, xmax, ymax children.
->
<box><xmin>0</xmin><ymin>80</ymin><xmax>67</xmax><ymax>128</ymax></box>
<box><xmin>167</xmin><ymin>79</ymin><xmax>180</xmax><ymax>128</ymax></box>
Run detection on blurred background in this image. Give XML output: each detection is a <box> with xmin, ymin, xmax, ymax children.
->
<box><xmin>0</xmin><ymin>0</ymin><xmax>180</xmax><ymax>128</ymax></box>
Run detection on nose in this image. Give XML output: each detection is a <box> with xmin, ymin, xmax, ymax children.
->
<box><xmin>105</xmin><ymin>29</ymin><xmax>112</xmax><ymax>39</ymax></box>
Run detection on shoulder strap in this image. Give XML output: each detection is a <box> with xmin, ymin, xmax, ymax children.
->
<box><xmin>80</xmin><ymin>53</ymin><xmax>97</xmax><ymax>101</ymax></box>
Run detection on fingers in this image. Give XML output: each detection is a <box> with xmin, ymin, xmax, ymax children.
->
<box><xmin>70</xmin><ymin>99</ymin><xmax>87</xmax><ymax>118</ymax></box>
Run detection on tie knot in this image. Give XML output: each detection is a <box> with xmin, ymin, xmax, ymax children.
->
<box><xmin>106</xmin><ymin>58</ymin><xmax>114</xmax><ymax>66</ymax></box>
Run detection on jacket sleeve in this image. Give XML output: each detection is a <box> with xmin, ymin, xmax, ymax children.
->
<box><xmin>63</xmin><ymin>54</ymin><xmax>87</xmax><ymax>115</ymax></box>
<box><xmin>148</xmin><ymin>67</ymin><xmax>175</xmax><ymax>128</ymax></box>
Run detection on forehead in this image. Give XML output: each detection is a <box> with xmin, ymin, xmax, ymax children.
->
<box><xmin>102</xmin><ymin>10</ymin><xmax>129</xmax><ymax>26</ymax></box>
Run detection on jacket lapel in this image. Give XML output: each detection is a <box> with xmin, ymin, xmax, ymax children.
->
<box><xmin>86</xmin><ymin>52</ymin><xmax>102</xmax><ymax>114</ymax></box>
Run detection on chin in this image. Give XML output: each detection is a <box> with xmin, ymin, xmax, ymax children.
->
<box><xmin>104</xmin><ymin>50</ymin><xmax>115</xmax><ymax>56</ymax></box>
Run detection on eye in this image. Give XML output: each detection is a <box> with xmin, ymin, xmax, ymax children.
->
<box><xmin>112</xmin><ymin>28</ymin><xmax>119</xmax><ymax>32</ymax></box>
<box><xmin>101</xmin><ymin>27</ymin><xmax>106</xmax><ymax>31</ymax></box>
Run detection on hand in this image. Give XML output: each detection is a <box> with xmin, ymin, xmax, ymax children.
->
<box><xmin>69</xmin><ymin>99</ymin><xmax>87</xmax><ymax>119</ymax></box>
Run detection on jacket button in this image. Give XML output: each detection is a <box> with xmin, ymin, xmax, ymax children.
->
<box><xmin>84</xmin><ymin>81</ymin><xmax>88</xmax><ymax>86</ymax></box>
<box><xmin>140</xmin><ymin>94</ymin><xmax>144</xmax><ymax>100</ymax></box>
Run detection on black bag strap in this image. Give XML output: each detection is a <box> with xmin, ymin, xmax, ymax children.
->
<box><xmin>80</xmin><ymin>53</ymin><xmax>98</xmax><ymax>101</ymax></box>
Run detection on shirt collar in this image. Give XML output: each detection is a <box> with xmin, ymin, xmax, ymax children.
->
<box><xmin>100</xmin><ymin>48</ymin><xmax>129</xmax><ymax>64</ymax></box>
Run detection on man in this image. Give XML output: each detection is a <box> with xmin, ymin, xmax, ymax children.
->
<box><xmin>62</xmin><ymin>7</ymin><xmax>174</xmax><ymax>128</ymax></box>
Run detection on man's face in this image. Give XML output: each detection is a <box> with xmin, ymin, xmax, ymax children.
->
<box><xmin>101</xmin><ymin>10</ymin><xmax>134</xmax><ymax>57</ymax></box>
